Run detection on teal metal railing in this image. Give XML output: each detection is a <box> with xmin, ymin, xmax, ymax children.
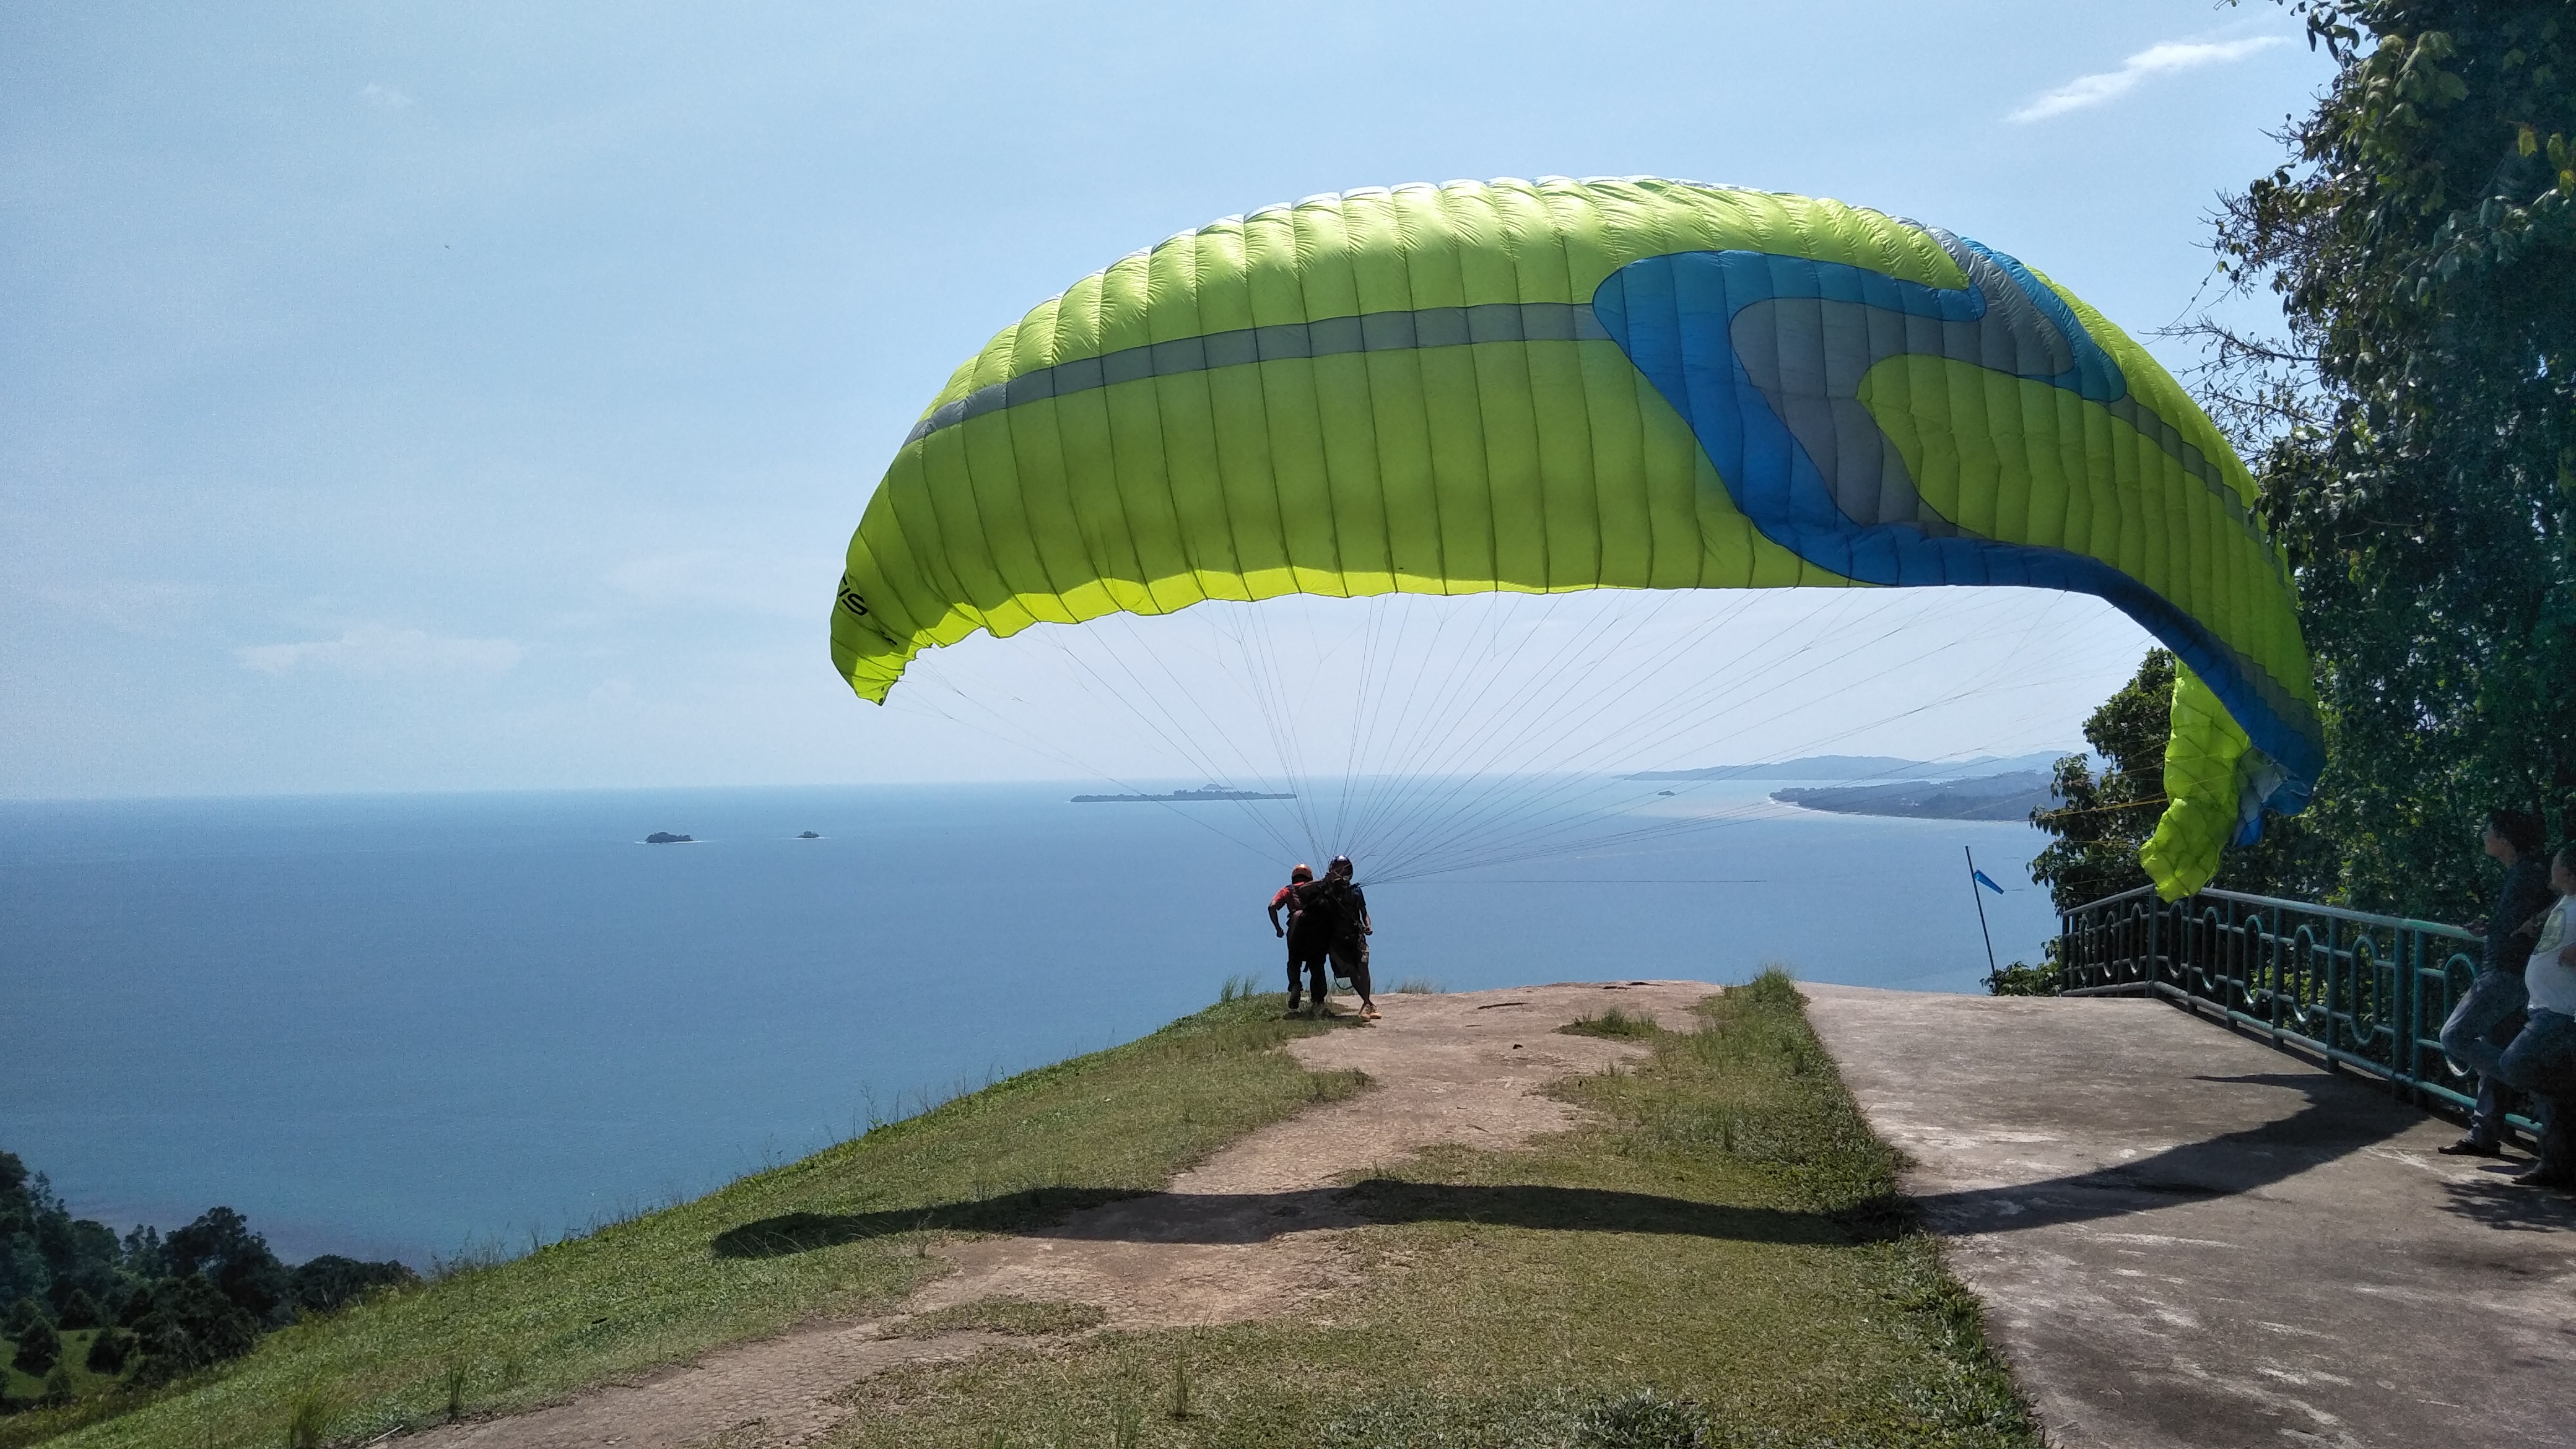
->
<box><xmin>2056</xmin><ymin>885</ymin><xmax>2536</xmax><ymax>1136</ymax></box>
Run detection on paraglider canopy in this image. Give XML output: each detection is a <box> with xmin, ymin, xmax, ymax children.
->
<box><xmin>833</xmin><ymin>178</ymin><xmax>2320</xmax><ymax>900</ymax></box>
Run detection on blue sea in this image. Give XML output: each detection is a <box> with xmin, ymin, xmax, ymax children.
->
<box><xmin>0</xmin><ymin>783</ymin><xmax>2060</xmax><ymax>1265</ymax></box>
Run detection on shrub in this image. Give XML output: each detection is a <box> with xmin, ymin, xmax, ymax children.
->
<box><xmin>1982</xmin><ymin>959</ymin><xmax>2063</xmax><ymax>996</ymax></box>
<box><xmin>55</xmin><ymin>1287</ymin><xmax>104</xmax><ymax>1331</ymax></box>
<box><xmin>84</xmin><ymin>1326</ymin><xmax>135</xmax><ymax>1375</ymax></box>
<box><xmin>10</xmin><ymin>1315</ymin><xmax>61</xmax><ymax>1375</ymax></box>
<box><xmin>290</xmin><ymin>1255</ymin><xmax>416</xmax><ymax>1316</ymax></box>
<box><xmin>1</xmin><ymin>1297</ymin><xmax>47</xmax><ymax>1342</ymax></box>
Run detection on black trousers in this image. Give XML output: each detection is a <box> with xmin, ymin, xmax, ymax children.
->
<box><xmin>1286</xmin><ymin>948</ymin><xmax>1329</xmax><ymax>1004</ymax></box>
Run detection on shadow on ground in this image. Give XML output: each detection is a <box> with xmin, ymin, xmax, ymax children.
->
<box><xmin>712</xmin><ymin>1188</ymin><xmax>1139</xmax><ymax>1256</ymax></box>
<box><xmin>713</xmin><ymin>1071</ymin><xmax>2576</xmax><ymax>1263</ymax></box>
<box><xmin>712</xmin><ymin>1181</ymin><xmax>1859</xmax><ymax>1259</ymax></box>
<box><xmin>2435</xmin><ymin>1165</ymin><xmax>2576</xmax><ymax>1232</ymax></box>
<box><xmin>1912</xmin><ymin>1069</ymin><xmax>2576</xmax><ymax>1234</ymax></box>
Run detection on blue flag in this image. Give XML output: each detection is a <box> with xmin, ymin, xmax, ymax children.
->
<box><xmin>1972</xmin><ymin>869</ymin><xmax>2004</xmax><ymax>894</ymax></box>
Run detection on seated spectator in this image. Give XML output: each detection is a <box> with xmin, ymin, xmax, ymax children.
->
<box><xmin>2438</xmin><ymin>809</ymin><xmax>2554</xmax><ymax>1157</ymax></box>
<box><xmin>2497</xmin><ymin>845</ymin><xmax>2576</xmax><ymax>1189</ymax></box>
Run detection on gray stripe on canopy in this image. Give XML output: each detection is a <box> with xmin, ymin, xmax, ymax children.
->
<box><xmin>1731</xmin><ymin>228</ymin><xmax>2266</xmax><ymax>550</ymax></box>
<box><xmin>904</xmin><ymin>301</ymin><xmax>1615</xmax><ymax>445</ymax></box>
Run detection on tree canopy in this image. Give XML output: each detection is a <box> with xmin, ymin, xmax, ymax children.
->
<box><xmin>0</xmin><ymin>1149</ymin><xmax>413</xmax><ymax>1406</ymax></box>
<box><xmin>2149</xmin><ymin>0</ymin><xmax>2572</xmax><ymax>917</ymax></box>
<box><xmin>2032</xmin><ymin>650</ymin><xmax>2341</xmax><ymax>917</ymax></box>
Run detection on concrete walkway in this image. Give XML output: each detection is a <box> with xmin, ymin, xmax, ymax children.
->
<box><xmin>1803</xmin><ymin>985</ymin><xmax>2576</xmax><ymax>1449</ymax></box>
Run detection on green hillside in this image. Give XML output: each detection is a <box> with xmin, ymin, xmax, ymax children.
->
<box><xmin>20</xmin><ymin>978</ymin><xmax>2032</xmax><ymax>1448</ymax></box>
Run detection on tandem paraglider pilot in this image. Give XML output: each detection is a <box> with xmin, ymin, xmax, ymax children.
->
<box><xmin>1270</xmin><ymin>863</ymin><xmax>1316</xmax><ymax>1011</ymax></box>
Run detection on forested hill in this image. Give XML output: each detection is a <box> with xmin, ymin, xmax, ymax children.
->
<box><xmin>1628</xmin><ymin>751</ymin><xmax>2070</xmax><ymax>783</ymax></box>
<box><xmin>1</xmin><ymin>1149</ymin><xmax>412</xmax><ymax>1412</ymax></box>
<box><xmin>1771</xmin><ymin>770</ymin><xmax>2056</xmax><ymax>822</ymax></box>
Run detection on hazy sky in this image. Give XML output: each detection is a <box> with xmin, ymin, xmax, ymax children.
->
<box><xmin>1</xmin><ymin>1</ymin><xmax>2334</xmax><ymax>798</ymax></box>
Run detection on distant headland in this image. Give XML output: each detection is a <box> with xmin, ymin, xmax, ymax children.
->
<box><xmin>1629</xmin><ymin>751</ymin><xmax>2071</xmax><ymax>822</ymax></box>
<box><xmin>1770</xmin><ymin>770</ymin><xmax>2056</xmax><ymax>822</ymax></box>
<box><xmin>1625</xmin><ymin>750</ymin><xmax>2070</xmax><ymax>782</ymax></box>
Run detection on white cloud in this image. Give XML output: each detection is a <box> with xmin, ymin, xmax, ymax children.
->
<box><xmin>2009</xmin><ymin>37</ymin><xmax>2285</xmax><ymax>123</ymax></box>
<box><xmin>237</xmin><ymin>624</ymin><xmax>524</xmax><ymax>679</ymax></box>
<box><xmin>360</xmin><ymin>82</ymin><xmax>414</xmax><ymax>111</ymax></box>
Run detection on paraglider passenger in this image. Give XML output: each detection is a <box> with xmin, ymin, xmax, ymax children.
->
<box><xmin>1271</xmin><ymin>863</ymin><xmax>1315</xmax><ymax>1012</ymax></box>
<box><xmin>1320</xmin><ymin>856</ymin><xmax>1377</xmax><ymax>1020</ymax></box>
<box><xmin>2495</xmin><ymin>845</ymin><xmax>2576</xmax><ymax>1189</ymax></box>
<box><xmin>2438</xmin><ymin>809</ymin><xmax>2555</xmax><ymax>1158</ymax></box>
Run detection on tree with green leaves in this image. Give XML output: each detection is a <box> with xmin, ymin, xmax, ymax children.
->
<box><xmin>2034</xmin><ymin>649</ymin><xmax>2342</xmax><ymax>920</ymax></box>
<box><xmin>2156</xmin><ymin>1</ymin><xmax>2572</xmax><ymax>918</ymax></box>
<box><xmin>8</xmin><ymin>1303</ymin><xmax>60</xmax><ymax>1377</ymax></box>
<box><xmin>2030</xmin><ymin>651</ymin><xmax>2180</xmax><ymax>915</ymax></box>
<box><xmin>0</xmin><ymin>1149</ymin><xmax>415</xmax><ymax>1395</ymax></box>
<box><xmin>84</xmin><ymin>1326</ymin><xmax>134</xmax><ymax>1376</ymax></box>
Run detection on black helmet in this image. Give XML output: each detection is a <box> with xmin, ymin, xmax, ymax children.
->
<box><xmin>1328</xmin><ymin>855</ymin><xmax>1354</xmax><ymax>877</ymax></box>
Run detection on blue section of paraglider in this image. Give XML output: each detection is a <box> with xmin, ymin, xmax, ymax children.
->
<box><xmin>1591</xmin><ymin>243</ymin><xmax>2323</xmax><ymax>812</ymax></box>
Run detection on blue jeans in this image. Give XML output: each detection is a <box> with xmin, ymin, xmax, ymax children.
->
<box><xmin>2498</xmin><ymin>1009</ymin><xmax>2576</xmax><ymax>1176</ymax></box>
<box><xmin>2441</xmin><ymin>968</ymin><xmax>2528</xmax><ymax>1142</ymax></box>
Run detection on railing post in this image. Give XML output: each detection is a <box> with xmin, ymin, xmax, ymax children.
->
<box><xmin>2143</xmin><ymin>891</ymin><xmax>2156</xmax><ymax>992</ymax></box>
<box><xmin>2396</xmin><ymin>923</ymin><xmax>2408</xmax><ymax>1092</ymax></box>
<box><xmin>2327</xmin><ymin>916</ymin><xmax>2341</xmax><ymax>1062</ymax></box>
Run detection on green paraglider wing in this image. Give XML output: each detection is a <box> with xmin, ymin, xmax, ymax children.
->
<box><xmin>832</xmin><ymin>178</ymin><xmax>2320</xmax><ymax>899</ymax></box>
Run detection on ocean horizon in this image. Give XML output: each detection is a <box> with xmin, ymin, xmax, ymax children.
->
<box><xmin>0</xmin><ymin>780</ymin><xmax>2064</xmax><ymax>1266</ymax></box>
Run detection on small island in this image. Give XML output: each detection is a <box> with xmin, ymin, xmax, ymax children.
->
<box><xmin>645</xmin><ymin>832</ymin><xmax>694</xmax><ymax>844</ymax></box>
<box><xmin>797</xmin><ymin>830</ymin><xmax>821</xmax><ymax>839</ymax></box>
<box><xmin>1071</xmin><ymin>784</ymin><xmax>1295</xmax><ymax>804</ymax></box>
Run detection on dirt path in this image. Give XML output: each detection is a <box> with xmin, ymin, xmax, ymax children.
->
<box><xmin>416</xmin><ymin>980</ymin><xmax>1712</xmax><ymax>1449</ymax></box>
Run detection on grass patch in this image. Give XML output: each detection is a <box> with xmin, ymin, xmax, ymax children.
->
<box><xmin>1390</xmin><ymin>978</ymin><xmax>1447</xmax><ymax>994</ymax></box>
<box><xmin>2</xmin><ymin>1330</ymin><xmax>113</xmax><ymax>1405</ymax></box>
<box><xmin>1557</xmin><ymin>1005</ymin><xmax>1661</xmax><ymax>1039</ymax></box>
<box><xmin>890</xmin><ymin>1298</ymin><xmax>1108</xmax><ymax>1339</ymax></box>
<box><xmin>827</xmin><ymin>968</ymin><xmax>2034</xmax><ymax>1448</ymax></box>
<box><xmin>48</xmin><ymin>993</ymin><xmax>1362</xmax><ymax>1449</ymax></box>
<box><xmin>0</xmin><ymin>1331</ymin><xmax>167</xmax><ymax>1446</ymax></box>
